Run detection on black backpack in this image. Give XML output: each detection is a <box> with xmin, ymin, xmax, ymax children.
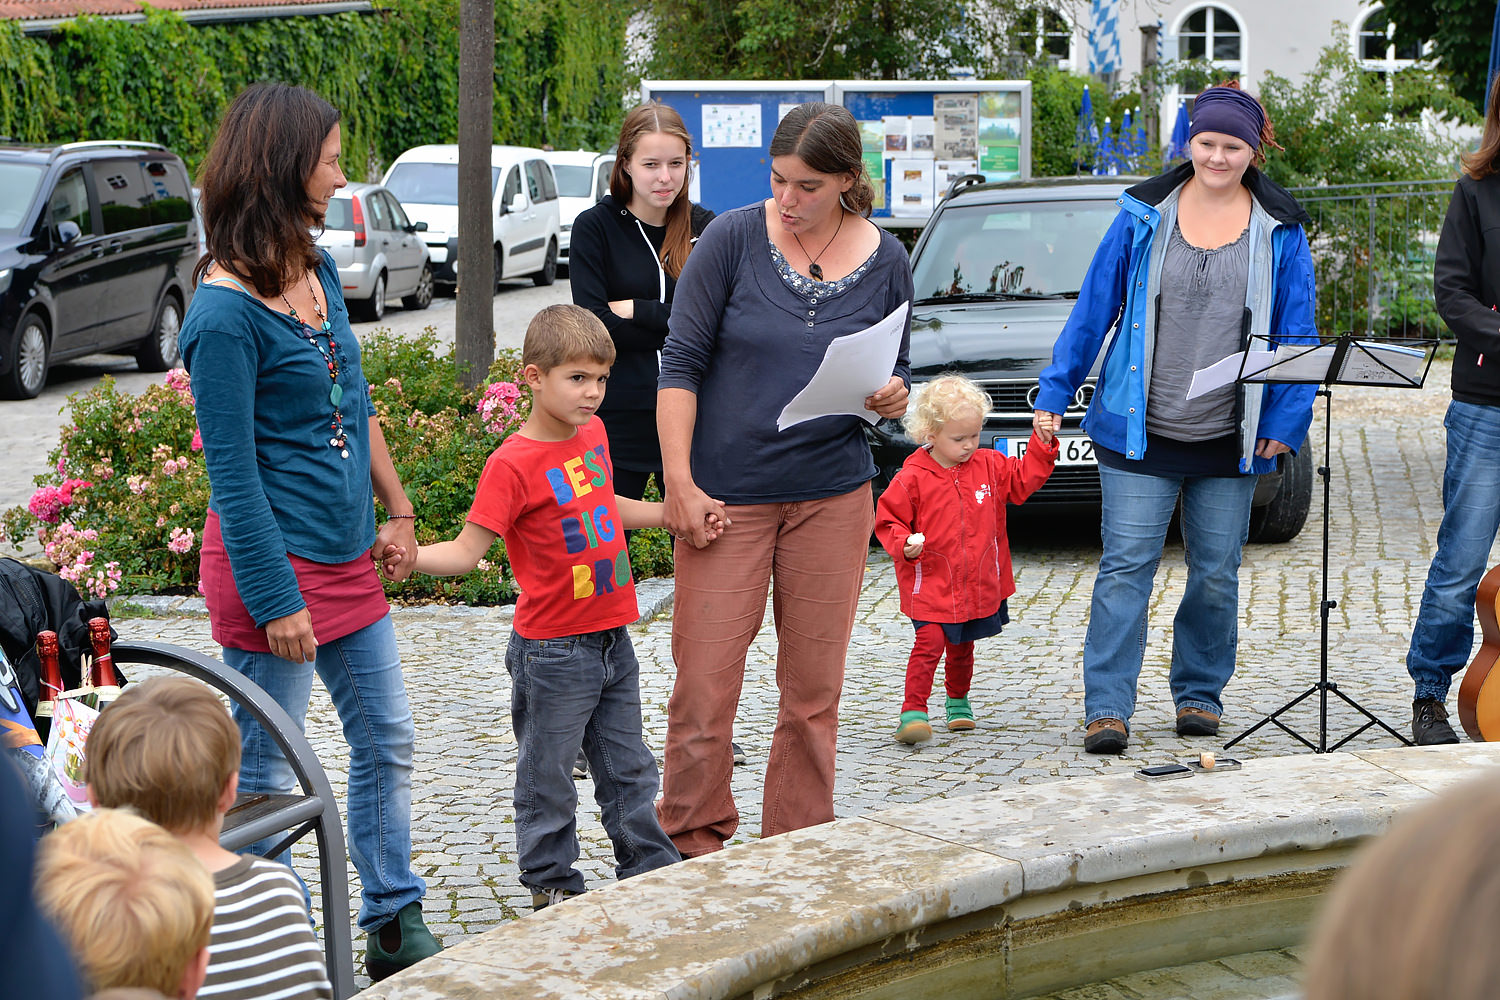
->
<box><xmin>0</xmin><ymin>559</ymin><xmax>119</xmax><ymax>739</ymax></box>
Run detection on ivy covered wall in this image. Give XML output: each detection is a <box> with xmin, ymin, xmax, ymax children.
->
<box><xmin>0</xmin><ymin>0</ymin><xmax>634</xmax><ymax>180</ymax></box>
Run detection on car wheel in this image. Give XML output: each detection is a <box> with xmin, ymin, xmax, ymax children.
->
<box><xmin>1247</xmin><ymin>441</ymin><xmax>1313</xmax><ymax>544</ymax></box>
<box><xmin>357</xmin><ymin>271</ymin><xmax>387</xmax><ymax>322</ymax></box>
<box><xmin>402</xmin><ymin>263</ymin><xmax>434</xmax><ymax>310</ymax></box>
<box><xmin>493</xmin><ymin>246</ymin><xmax>504</xmax><ymax>293</ymax></box>
<box><xmin>135</xmin><ymin>293</ymin><xmax>183</xmax><ymax>372</ymax></box>
<box><xmin>3</xmin><ymin>313</ymin><xmax>50</xmax><ymax>399</ymax></box>
<box><xmin>532</xmin><ymin>239</ymin><xmax>558</xmax><ymax>287</ymax></box>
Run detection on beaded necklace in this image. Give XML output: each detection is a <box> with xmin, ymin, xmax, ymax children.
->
<box><xmin>280</xmin><ymin>271</ymin><xmax>349</xmax><ymax>459</ymax></box>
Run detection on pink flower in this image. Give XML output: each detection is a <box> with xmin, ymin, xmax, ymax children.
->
<box><xmin>164</xmin><ymin>368</ymin><xmax>194</xmax><ymax>404</ymax></box>
<box><xmin>167</xmin><ymin>526</ymin><xmax>195</xmax><ymax>555</ymax></box>
<box><xmin>28</xmin><ymin>479</ymin><xmax>91</xmax><ymax>524</ymax></box>
<box><xmin>478</xmin><ymin>381</ymin><xmax>524</xmax><ymax>435</ymax></box>
<box><xmin>190</xmin><ymin>428</ymin><xmax>203</xmax><ymax>452</ymax></box>
<box><xmin>126</xmin><ymin>475</ymin><xmax>149</xmax><ymax>495</ymax></box>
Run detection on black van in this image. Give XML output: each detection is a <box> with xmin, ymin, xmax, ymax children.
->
<box><xmin>0</xmin><ymin>140</ymin><xmax>198</xmax><ymax>399</ymax></box>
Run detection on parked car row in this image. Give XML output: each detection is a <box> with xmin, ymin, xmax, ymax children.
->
<box><xmin>1</xmin><ymin>136</ymin><xmax>624</xmax><ymax>398</ymax></box>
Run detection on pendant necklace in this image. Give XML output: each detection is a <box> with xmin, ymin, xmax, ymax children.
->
<box><xmin>280</xmin><ymin>271</ymin><xmax>349</xmax><ymax>459</ymax></box>
<box><xmin>792</xmin><ymin>209</ymin><xmax>844</xmax><ymax>281</ymax></box>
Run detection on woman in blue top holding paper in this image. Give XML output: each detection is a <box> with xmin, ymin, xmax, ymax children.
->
<box><xmin>656</xmin><ymin>102</ymin><xmax>912</xmax><ymax>856</ymax></box>
<box><xmin>1033</xmin><ymin>82</ymin><xmax>1318</xmax><ymax>755</ymax></box>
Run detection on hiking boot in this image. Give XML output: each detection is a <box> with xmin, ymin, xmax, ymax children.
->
<box><xmin>1175</xmin><ymin>706</ymin><xmax>1221</xmax><ymax>737</ymax></box>
<box><xmin>531</xmin><ymin>886</ymin><xmax>582</xmax><ymax>911</ymax></box>
<box><xmin>1412</xmin><ymin>698</ymin><xmax>1459</xmax><ymax>745</ymax></box>
<box><xmin>894</xmin><ymin>710</ymin><xmax>933</xmax><ymax>744</ymax></box>
<box><xmin>365</xmin><ymin>900</ymin><xmax>442</xmax><ymax>982</ymax></box>
<box><xmin>572</xmin><ymin>751</ymin><xmax>588</xmax><ymax>780</ymax></box>
<box><xmin>731</xmin><ymin>741</ymin><xmax>747</xmax><ymax>765</ymax></box>
<box><xmin>1084</xmin><ymin>717</ymin><xmax>1128</xmax><ymax>754</ymax></box>
<box><xmin>945</xmin><ymin>695</ymin><xmax>976</xmax><ymax>732</ymax></box>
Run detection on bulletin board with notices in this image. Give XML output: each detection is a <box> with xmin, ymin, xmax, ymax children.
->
<box><xmin>639</xmin><ymin>79</ymin><xmax>1031</xmax><ymax>225</ymax></box>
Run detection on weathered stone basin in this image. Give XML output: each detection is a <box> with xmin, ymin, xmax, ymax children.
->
<box><xmin>360</xmin><ymin>744</ymin><xmax>1500</xmax><ymax>999</ymax></box>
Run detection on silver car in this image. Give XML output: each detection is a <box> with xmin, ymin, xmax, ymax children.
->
<box><xmin>316</xmin><ymin>182</ymin><xmax>433</xmax><ymax>321</ymax></box>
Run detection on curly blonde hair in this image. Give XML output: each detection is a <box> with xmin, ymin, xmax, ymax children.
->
<box><xmin>902</xmin><ymin>374</ymin><xmax>990</xmax><ymax>442</ymax></box>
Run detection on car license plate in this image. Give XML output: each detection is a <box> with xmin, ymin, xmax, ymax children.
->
<box><xmin>1003</xmin><ymin>435</ymin><xmax>1095</xmax><ymax>466</ymax></box>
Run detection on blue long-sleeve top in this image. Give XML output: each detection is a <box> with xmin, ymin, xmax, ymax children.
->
<box><xmin>179</xmin><ymin>250</ymin><xmax>377</xmax><ymax>627</ymax></box>
<box><xmin>658</xmin><ymin>203</ymin><xmax>913</xmax><ymax>504</ymax></box>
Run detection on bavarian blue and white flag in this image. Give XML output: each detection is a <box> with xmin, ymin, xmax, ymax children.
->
<box><xmin>1089</xmin><ymin>0</ymin><xmax>1122</xmax><ymax>76</ymax></box>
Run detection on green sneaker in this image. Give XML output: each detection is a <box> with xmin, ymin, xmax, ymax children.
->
<box><xmin>946</xmin><ymin>696</ymin><xmax>976</xmax><ymax>731</ymax></box>
<box><xmin>894</xmin><ymin>710</ymin><xmax>933</xmax><ymax>744</ymax></box>
<box><xmin>366</xmin><ymin>899</ymin><xmax>443</xmax><ymax>982</ymax></box>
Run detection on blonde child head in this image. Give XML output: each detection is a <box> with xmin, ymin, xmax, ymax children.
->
<box><xmin>86</xmin><ymin>675</ymin><xmax>240</xmax><ymax>835</ymax></box>
<box><xmin>902</xmin><ymin>373</ymin><xmax>991</xmax><ymax>444</ymax></box>
<box><xmin>522</xmin><ymin>303</ymin><xmax>616</xmax><ymax>372</ymax></box>
<box><xmin>34</xmin><ymin>808</ymin><xmax>214</xmax><ymax>996</ymax></box>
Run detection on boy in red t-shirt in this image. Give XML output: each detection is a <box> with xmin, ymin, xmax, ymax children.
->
<box><xmin>411</xmin><ymin>304</ymin><xmax>725</xmax><ymax>911</ymax></box>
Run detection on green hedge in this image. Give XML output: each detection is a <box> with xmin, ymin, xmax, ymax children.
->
<box><xmin>0</xmin><ymin>0</ymin><xmax>634</xmax><ymax>181</ymax></box>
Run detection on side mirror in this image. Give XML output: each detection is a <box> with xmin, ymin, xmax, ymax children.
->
<box><xmin>56</xmin><ymin>220</ymin><xmax>81</xmax><ymax>245</ymax></box>
<box><xmin>406</xmin><ymin>221</ymin><xmax>428</xmax><ymax>233</ymax></box>
<box><xmin>507</xmin><ymin>192</ymin><xmax>526</xmax><ymax>214</ymax></box>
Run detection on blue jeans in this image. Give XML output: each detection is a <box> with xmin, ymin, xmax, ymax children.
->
<box><xmin>1083</xmin><ymin>463</ymin><xmax>1257</xmax><ymax>728</ymax></box>
<box><xmin>223</xmin><ymin>615</ymin><xmax>424</xmax><ymax>932</ymax></box>
<box><xmin>505</xmin><ymin>627</ymin><xmax>680</xmax><ymax>893</ymax></box>
<box><xmin>1407</xmin><ymin>400</ymin><xmax>1500</xmax><ymax>700</ymax></box>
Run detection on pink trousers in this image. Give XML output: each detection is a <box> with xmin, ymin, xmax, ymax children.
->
<box><xmin>656</xmin><ymin>485</ymin><xmax>873</xmax><ymax>856</ymax></box>
<box><xmin>903</xmin><ymin>624</ymin><xmax>975</xmax><ymax>714</ymax></box>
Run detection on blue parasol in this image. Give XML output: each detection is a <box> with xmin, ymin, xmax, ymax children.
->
<box><xmin>1077</xmin><ymin>85</ymin><xmax>1099</xmax><ymax>173</ymax></box>
<box><xmin>1165</xmin><ymin>100</ymin><xmax>1191</xmax><ymax>163</ymax></box>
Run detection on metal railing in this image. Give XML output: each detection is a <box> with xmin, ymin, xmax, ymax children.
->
<box><xmin>1286</xmin><ymin>179</ymin><xmax>1454</xmax><ymax>340</ymax></box>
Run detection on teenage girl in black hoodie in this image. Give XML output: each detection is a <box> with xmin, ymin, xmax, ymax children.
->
<box><xmin>569</xmin><ymin>103</ymin><xmax>715</xmax><ymax>500</ymax></box>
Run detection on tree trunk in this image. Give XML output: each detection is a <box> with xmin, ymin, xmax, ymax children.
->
<box><xmin>456</xmin><ymin>0</ymin><xmax>495</xmax><ymax>388</ymax></box>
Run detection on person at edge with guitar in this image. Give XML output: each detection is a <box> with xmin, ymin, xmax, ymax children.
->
<box><xmin>1405</xmin><ymin>70</ymin><xmax>1500</xmax><ymax>745</ymax></box>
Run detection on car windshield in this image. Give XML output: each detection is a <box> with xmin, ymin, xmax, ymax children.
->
<box><xmin>912</xmin><ymin>199</ymin><xmax>1120</xmax><ymax>301</ymax></box>
<box><xmin>551</xmin><ymin>164</ymin><xmax>593</xmax><ymax>198</ymax></box>
<box><xmin>383</xmin><ymin>162</ymin><xmax>500</xmax><ymax>206</ymax></box>
<box><xmin>0</xmin><ymin>164</ymin><xmax>44</xmax><ymax>233</ymax></box>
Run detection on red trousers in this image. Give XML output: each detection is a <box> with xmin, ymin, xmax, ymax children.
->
<box><xmin>903</xmin><ymin>624</ymin><xmax>974</xmax><ymax>714</ymax></box>
<box><xmin>656</xmin><ymin>485</ymin><xmax>873</xmax><ymax>857</ymax></box>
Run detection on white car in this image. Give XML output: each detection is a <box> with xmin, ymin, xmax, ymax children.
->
<box><xmin>316</xmin><ymin>183</ymin><xmax>433</xmax><ymax>322</ymax></box>
<box><xmin>543</xmin><ymin>149</ymin><xmax>614</xmax><ymax>267</ymax></box>
<box><xmin>382</xmin><ymin>144</ymin><xmax>561</xmax><ymax>291</ymax></box>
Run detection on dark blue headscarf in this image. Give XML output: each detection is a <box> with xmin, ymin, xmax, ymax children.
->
<box><xmin>1189</xmin><ymin>87</ymin><xmax>1266</xmax><ymax>148</ymax></box>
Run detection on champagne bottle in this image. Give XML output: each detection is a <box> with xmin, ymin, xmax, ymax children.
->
<box><xmin>87</xmin><ymin>617</ymin><xmax>120</xmax><ymax>707</ymax></box>
<box><xmin>0</xmin><ymin>645</ymin><xmax>78</xmax><ymax>825</ymax></box>
<box><xmin>35</xmin><ymin>630</ymin><xmax>62</xmax><ymax>720</ymax></box>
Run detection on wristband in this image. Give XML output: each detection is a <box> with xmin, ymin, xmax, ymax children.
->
<box><xmin>386</xmin><ymin>513</ymin><xmax>416</xmax><ymax>520</ymax></box>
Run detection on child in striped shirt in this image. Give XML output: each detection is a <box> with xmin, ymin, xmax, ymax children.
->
<box><xmin>86</xmin><ymin>676</ymin><xmax>332</xmax><ymax>1000</ymax></box>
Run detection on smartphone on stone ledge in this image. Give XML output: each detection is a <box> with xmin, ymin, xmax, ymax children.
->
<box><xmin>1134</xmin><ymin>764</ymin><xmax>1193</xmax><ymax>781</ymax></box>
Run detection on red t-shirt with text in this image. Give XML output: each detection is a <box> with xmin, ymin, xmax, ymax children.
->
<box><xmin>467</xmin><ymin>418</ymin><xmax>638</xmax><ymax>639</ymax></box>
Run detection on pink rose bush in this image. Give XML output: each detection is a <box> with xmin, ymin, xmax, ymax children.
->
<box><xmin>478</xmin><ymin>381</ymin><xmax>524</xmax><ymax>436</ymax></box>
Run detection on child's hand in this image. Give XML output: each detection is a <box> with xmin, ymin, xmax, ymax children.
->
<box><xmin>1033</xmin><ymin>410</ymin><xmax>1059</xmax><ymax>446</ymax></box>
<box><xmin>702</xmin><ymin>510</ymin><xmax>729</xmax><ymax>543</ymax></box>
<box><xmin>378</xmin><ymin>542</ymin><xmax>408</xmax><ymax>579</ymax></box>
<box><xmin>903</xmin><ymin>532</ymin><xmax>924</xmax><ymax>560</ymax></box>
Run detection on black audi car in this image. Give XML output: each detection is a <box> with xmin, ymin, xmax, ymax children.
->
<box><xmin>869</xmin><ymin>176</ymin><xmax>1312</xmax><ymax>543</ymax></box>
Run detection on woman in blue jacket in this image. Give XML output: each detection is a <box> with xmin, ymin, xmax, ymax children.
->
<box><xmin>1034</xmin><ymin>84</ymin><xmax>1317</xmax><ymax>754</ymax></box>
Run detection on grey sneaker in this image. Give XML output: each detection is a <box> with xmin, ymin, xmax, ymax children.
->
<box><xmin>530</xmin><ymin>887</ymin><xmax>581</xmax><ymax>911</ymax></box>
<box><xmin>731</xmin><ymin>741</ymin><xmax>747</xmax><ymax>765</ymax></box>
<box><xmin>572</xmin><ymin>751</ymin><xmax>588</xmax><ymax>779</ymax></box>
<box><xmin>1412</xmin><ymin>698</ymin><xmax>1459</xmax><ymax>745</ymax></box>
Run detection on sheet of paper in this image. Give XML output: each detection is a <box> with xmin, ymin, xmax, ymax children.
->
<box><xmin>1187</xmin><ymin>343</ymin><xmax>1340</xmax><ymax>400</ymax></box>
<box><xmin>934</xmin><ymin>158</ymin><xmax>978</xmax><ymax>203</ymax></box>
<box><xmin>1338</xmin><ymin>341</ymin><xmax>1427</xmax><ymax>384</ymax></box>
<box><xmin>934</xmin><ymin>94</ymin><xmax>978</xmax><ymax>159</ymax></box>
<box><xmin>890</xmin><ymin>158</ymin><xmax>934</xmax><ymax>218</ymax></box>
<box><xmin>777</xmin><ymin>302</ymin><xmax>911</xmax><ymax>430</ymax></box>
<box><xmin>910</xmin><ymin>115</ymin><xmax>936</xmax><ymax>158</ymax></box>
<box><xmin>882</xmin><ymin>115</ymin><xmax>911</xmax><ymax>155</ymax></box>
<box><xmin>702</xmin><ymin>104</ymin><xmax>761</xmax><ymax>148</ymax></box>
<box><xmin>1186</xmin><ymin>350</ymin><xmax>1276</xmax><ymax>400</ymax></box>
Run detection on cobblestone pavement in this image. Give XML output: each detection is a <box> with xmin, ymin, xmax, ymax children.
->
<box><xmin>101</xmin><ymin>359</ymin><xmax>1499</xmax><ymax>992</ymax></box>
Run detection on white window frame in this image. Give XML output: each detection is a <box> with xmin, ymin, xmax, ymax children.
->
<box><xmin>1010</xmin><ymin>4</ymin><xmax>1078</xmax><ymax>71</ymax></box>
<box><xmin>1350</xmin><ymin>3</ymin><xmax>1430</xmax><ymax>75</ymax></box>
<box><xmin>1171</xmin><ymin>3</ymin><xmax>1247</xmax><ymax>82</ymax></box>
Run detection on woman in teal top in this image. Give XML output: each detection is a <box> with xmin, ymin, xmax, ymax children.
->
<box><xmin>178</xmin><ymin>82</ymin><xmax>440</xmax><ymax>981</ymax></box>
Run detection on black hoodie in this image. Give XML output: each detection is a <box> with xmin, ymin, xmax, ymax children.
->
<box><xmin>1434</xmin><ymin>172</ymin><xmax>1500</xmax><ymax>406</ymax></box>
<box><xmin>568</xmin><ymin>194</ymin><xmax>715</xmax><ymax>454</ymax></box>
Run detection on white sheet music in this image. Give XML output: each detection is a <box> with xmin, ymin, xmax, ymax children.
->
<box><xmin>776</xmin><ymin>302</ymin><xmax>910</xmax><ymax>430</ymax></box>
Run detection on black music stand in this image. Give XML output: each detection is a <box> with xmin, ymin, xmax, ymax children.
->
<box><xmin>1223</xmin><ymin>333</ymin><xmax>1437</xmax><ymax>753</ymax></box>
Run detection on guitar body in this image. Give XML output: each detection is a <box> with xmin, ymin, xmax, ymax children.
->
<box><xmin>1457</xmin><ymin>564</ymin><xmax>1500</xmax><ymax>741</ymax></box>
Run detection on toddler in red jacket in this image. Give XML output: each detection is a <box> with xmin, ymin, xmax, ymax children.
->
<box><xmin>875</xmin><ymin>374</ymin><xmax>1058</xmax><ymax>743</ymax></box>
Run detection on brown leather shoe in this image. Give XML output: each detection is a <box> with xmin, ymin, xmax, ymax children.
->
<box><xmin>1175</xmin><ymin>706</ymin><xmax>1221</xmax><ymax>737</ymax></box>
<box><xmin>1084</xmin><ymin>717</ymin><xmax>1128</xmax><ymax>754</ymax></box>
